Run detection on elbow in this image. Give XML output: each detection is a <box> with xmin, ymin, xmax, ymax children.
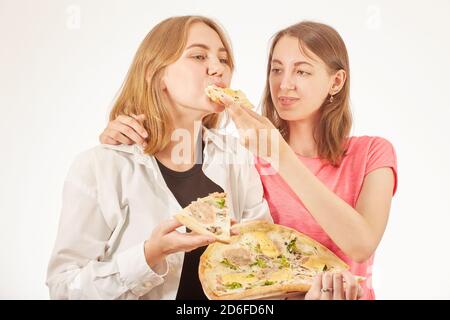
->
<box><xmin>346</xmin><ymin>242</ymin><xmax>376</xmax><ymax>263</ymax></box>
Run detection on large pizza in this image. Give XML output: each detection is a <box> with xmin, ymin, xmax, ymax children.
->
<box><xmin>199</xmin><ymin>220</ymin><xmax>350</xmax><ymax>300</ymax></box>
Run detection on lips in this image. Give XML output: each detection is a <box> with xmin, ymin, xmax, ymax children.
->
<box><xmin>278</xmin><ymin>96</ymin><xmax>299</xmax><ymax>106</ymax></box>
<box><xmin>209</xmin><ymin>82</ymin><xmax>226</xmax><ymax>88</ymax></box>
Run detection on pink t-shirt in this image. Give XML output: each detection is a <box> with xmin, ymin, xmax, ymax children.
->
<box><xmin>255</xmin><ymin>136</ymin><xmax>398</xmax><ymax>300</ymax></box>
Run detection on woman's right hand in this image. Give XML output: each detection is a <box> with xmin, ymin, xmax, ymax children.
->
<box><xmin>99</xmin><ymin>114</ymin><xmax>148</xmax><ymax>148</ymax></box>
<box><xmin>304</xmin><ymin>271</ymin><xmax>362</xmax><ymax>300</ymax></box>
<box><xmin>144</xmin><ymin>219</ymin><xmax>216</xmax><ymax>269</ymax></box>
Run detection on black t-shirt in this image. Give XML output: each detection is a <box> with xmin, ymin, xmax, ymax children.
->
<box><xmin>156</xmin><ymin>144</ymin><xmax>223</xmax><ymax>300</ymax></box>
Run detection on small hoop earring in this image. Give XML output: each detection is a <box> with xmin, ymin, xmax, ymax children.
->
<box><xmin>329</xmin><ymin>95</ymin><xmax>334</xmax><ymax>103</ymax></box>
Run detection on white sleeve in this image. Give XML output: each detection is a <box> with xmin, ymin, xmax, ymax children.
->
<box><xmin>46</xmin><ymin>158</ymin><xmax>168</xmax><ymax>299</ymax></box>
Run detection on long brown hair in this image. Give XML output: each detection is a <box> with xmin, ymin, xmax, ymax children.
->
<box><xmin>262</xmin><ymin>21</ymin><xmax>352</xmax><ymax>166</ymax></box>
<box><xmin>109</xmin><ymin>16</ymin><xmax>234</xmax><ymax>154</ymax></box>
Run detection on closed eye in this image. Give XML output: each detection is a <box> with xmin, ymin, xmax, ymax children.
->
<box><xmin>193</xmin><ymin>55</ymin><xmax>207</xmax><ymax>61</ymax></box>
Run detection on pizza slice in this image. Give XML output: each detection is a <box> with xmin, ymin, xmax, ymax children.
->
<box><xmin>174</xmin><ymin>192</ymin><xmax>231</xmax><ymax>243</ymax></box>
<box><xmin>205</xmin><ymin>84</ymin><xmax>253</xmax><ymax>109</ymax></box>
<box><xmin>199</xmin><ymin>220</ymin><xmax>362</xmax><ymax>300</ymax></box>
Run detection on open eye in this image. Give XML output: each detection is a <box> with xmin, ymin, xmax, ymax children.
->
<box><xmin>219</xmin><ymin>58</ymin><xmax>229</xmax><ymax>64</ymax></box>
<box><xmin>297</xmin><ymin>70</ymin><xmax>310</xmax><ymax>76</ymax></box>
<box><xmin>271</xmin><ymin>68</ymin><xmax>282</xmax><ymax>74</ymax></box>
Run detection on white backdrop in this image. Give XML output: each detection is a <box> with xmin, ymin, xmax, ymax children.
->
<box><xmin>1</xmin><ymin>0</ymin><xmax>449</xmax><ymax>299</ymax></box>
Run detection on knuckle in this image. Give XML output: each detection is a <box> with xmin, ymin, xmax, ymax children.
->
<box><xmin>123</xmin><ymin>127</ymin><xmax>132</xmax><ymax>135</ymax></box>
<box><xmin>123</xmin><ymin>116</ymin><xmax>133</xmax><ymax>125</ymax></box>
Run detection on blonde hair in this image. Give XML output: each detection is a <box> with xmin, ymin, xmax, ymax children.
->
<box><xmin>262</xmin><ymin>21</ymin><xmax>352</xmax><ymax>166</ymax></box>
<box><xmin>109</xmin><ymin>16</ymin><xmax>234</xmax><ymax>154</ymax></box>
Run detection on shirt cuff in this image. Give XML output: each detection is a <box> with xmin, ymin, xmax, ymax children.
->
<box><xmin>116</xmin><ymin>241</ymin><xmax>169</xmax><ymax>297</ymax></box>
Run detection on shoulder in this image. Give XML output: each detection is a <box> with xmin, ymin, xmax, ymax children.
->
<box><xmin>70</xmin><ymin>144</ymin><xmax>136</xmax><ymax>168</ymax></box>
<box><xmin>347</xmin><ymin>136</ymin><xmax>396</xmax><ymax>157</ymax></box>
<box><xmin>66</xmin><ymin>144</ymin><xmax>141</xmax><ymax>185</ymax></box>
<box><xmin>347</xmin><ymin>136</ymin><xmax>398</xmax><ymax>192</ymax></box>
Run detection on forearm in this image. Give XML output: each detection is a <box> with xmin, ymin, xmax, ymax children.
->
<box><xmin>277</xmin><ymin>143</ymin><xmax>376</xmax><ymax>262</ymax></box>
<box><xmin>47</xmin><ymin>242</ymin><xmax>167</xmax><ymax>299</ymax></box>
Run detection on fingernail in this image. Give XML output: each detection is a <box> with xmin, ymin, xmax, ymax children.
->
<box><xmin>143</xmin><ymin>142</ymin><xmax>148</xmax><ymax>148</ymax></box>
<box><xmin>143</xmin><ymin>132</ymin><xmax>148</xmax><ymax>138</ymax></box>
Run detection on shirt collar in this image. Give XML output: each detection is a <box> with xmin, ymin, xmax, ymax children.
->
<box><xmin>100</xmin><ymin>126</ymin><xmax>230</xmax><ymax>169</ymax></box>
<box><xmin>202</xmin><ymin>126</ymin><xmax>229</xmax><ymax>153</ymax></box>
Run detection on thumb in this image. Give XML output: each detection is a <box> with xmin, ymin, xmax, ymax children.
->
<box><xmin>220</xmin><ymin>96</ymin><xmax>247</xmax><ymax>128</ymax></box>
<box><xmin>305</xmin><ymin>274</ymin><xmax>323</xmax><ymax>300</ymax></box>
<box><xmin>159</xmin><ymin>218</ymin><xmax>183</xmax><ymax>235</ymax></box>
<box><xmin>219</xmin><ymin>95</ymin><xmax>242</xmax><ymax>115</ymax></box>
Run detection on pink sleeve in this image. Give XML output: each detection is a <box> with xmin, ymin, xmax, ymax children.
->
<box><xmin>365</xmin><ymin>137</ymin><xmax>398</xmax><ymax>195</ymax></box>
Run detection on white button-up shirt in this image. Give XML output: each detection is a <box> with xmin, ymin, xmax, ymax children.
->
<box><xmin>47</xmin><ymin>128</ymin><xmax>273</xmax><ymax>299</ymax></box>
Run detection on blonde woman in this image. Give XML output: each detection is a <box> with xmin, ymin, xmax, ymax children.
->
<box><xmin>47</xmin><ymin>16</ymin><xmax>272</xmax><ymax>300</ymax></box>
<box><xmin>102</xmin><ymin>21</ymin><xmax>397</xmax><ymax>300</ymax></box>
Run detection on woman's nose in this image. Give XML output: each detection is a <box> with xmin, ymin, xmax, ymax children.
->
<box><xmin>207</xmin><ymin>57</ymin><xmax>225</xmax><ymax>77</ymax></box>
<box><xmin>280</xmin><ymin>74</ymin><xmax>296</xmax><ymax>90</ymax></box>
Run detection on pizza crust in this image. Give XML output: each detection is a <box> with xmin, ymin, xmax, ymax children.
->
<box><xmin>175</xmin><ymin>212</ymin><xmax>231</xmax><ymax>243</ymax></box>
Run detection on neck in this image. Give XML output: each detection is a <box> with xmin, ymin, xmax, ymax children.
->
<box><xmin>156</xmin><ymin>109</ymin><xmax>206</xmax><ymax>171</ymax></box>
<box><xmin>287</xmin><ymin>118</ymin><xmax>318</xmax><ymax>158</ymax></box>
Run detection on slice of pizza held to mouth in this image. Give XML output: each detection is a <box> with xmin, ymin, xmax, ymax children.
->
<box><xmin>174</xmin><ymin>192</ymin><xmax>231</xmax><ymax>243</ymax></box>
<box><xmin>205</xmin><ymin>85</ymin><xmax>253</xmax><ymax>109</ymax></box>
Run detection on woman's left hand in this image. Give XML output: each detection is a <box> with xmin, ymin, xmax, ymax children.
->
<box><xmin>220</xmin><ymin>96</ymin><xmax>285</xmax><ymax>161</ymax></box>
<box><xmin>305</xmin><ymin>271</ymin><xmax>362</xmax><ymax>300</ymax></box>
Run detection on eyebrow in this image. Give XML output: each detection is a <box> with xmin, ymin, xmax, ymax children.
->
<box><xmin>186</xmin><ymin>43</ymin><xmax>227</xmax><ymax>53</ymax></box>
<box><xmin>271</xmin><ymin>59</ymin><xmax>313</xmax><ymax>67</ymax></box>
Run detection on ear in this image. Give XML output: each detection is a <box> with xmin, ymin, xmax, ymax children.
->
<box><xmin>146</xmin><ymin>71</ymin><xmax>167</xmax><ymax>90</ymax></box>
<box><xmin>160</xmin><ymin>77</ymin><xmax>167</xmax><ymax>91</ymax></box>
<box><xmin>329</xmin><ymin>69</ymin><xmax>346</xmax><ymax>95</ymax></box>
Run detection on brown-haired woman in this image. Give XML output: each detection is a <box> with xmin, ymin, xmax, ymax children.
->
<box><xmin>228</xmin><ymin>21</ymin><xmax>397</xmax><ymax>300</ymax></box>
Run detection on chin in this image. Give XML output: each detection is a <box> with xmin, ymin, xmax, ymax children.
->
<box><xmin>276</xmin><ymin>109</ymin><xmax>303</xmax><ymax>121</ymax></box>
<box><xmin>275</xmin><ymin>104</ymin><xmax>318</xmax><ymax>122</ymax></box>
<box><xmin>281</xmin><ymin>111</ymin><xmax>319</xmax><ymax>122</ymax></box>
